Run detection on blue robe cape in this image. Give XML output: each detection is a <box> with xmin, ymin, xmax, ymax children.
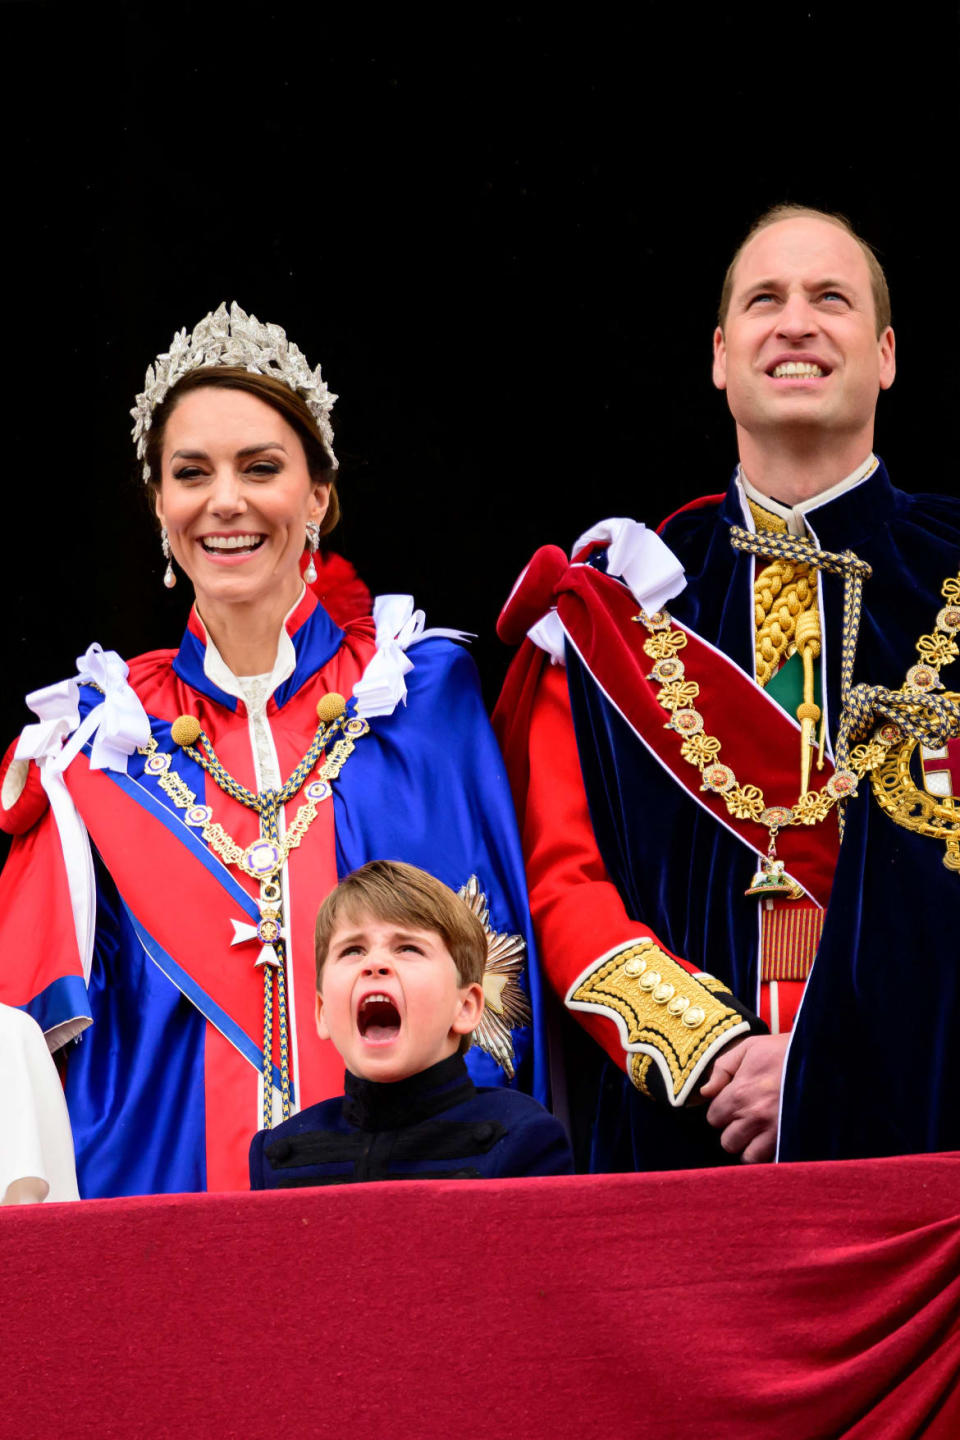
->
<box><xmin>565</xmin><ymin>462</ymin><xmax>960</xmax><ymax>1166</ymax></box>
<box><xmin>2</xmin><ymin>600</ymin><xmax>546</xmax><ymax>1197</ymax></box>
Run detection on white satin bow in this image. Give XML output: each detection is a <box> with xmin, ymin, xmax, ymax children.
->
<box><xmin>17</xmin><ymin>644</ymin><xmax>151</xmax><ymax>775</ymax></box>
<box><xmin>526</xmin><ymin>518</ymin><xmax>687</xmax><ymax>665</ymax></box>
<box><xmin>13</xmin><ymin>645</ymin><xmax>151</xmax><ymax>986</ymax></box>
<box><xmin>571</xmin><ymin>518</ymin><xmax>687</xmax><ymax>612</ymax></box>
<box><xmin>353</xmin><ymin>595</ymin><xmax>473</xmax><ymax>717</ymax></box>
<box><xmin>14</xmin><ymin>679</ymin><xmax>81</xmax><ymax>769</ymax></box>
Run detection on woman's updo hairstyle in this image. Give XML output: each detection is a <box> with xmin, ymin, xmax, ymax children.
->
<box><xmin>143</xmin><ymin>367</ymin><xmax>340</xmax><ymax>538</ymax></box>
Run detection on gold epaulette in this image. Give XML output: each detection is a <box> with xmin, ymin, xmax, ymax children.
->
<box><xmin>567</xmin><ymin>939</ymin><xmax>749</xmax><ymax>1106</ymax></box>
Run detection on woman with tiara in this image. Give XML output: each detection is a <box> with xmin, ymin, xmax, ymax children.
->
<box><xmin>0</xmin><ymin>304</ymin><xmax>544</xmax><ymax>1197</ymax></box>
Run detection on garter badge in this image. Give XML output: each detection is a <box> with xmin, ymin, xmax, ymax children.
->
<box><xmin>868</xmin><ymin>698</ymin><xmax>960</xmax><ymax>871</ymax></box>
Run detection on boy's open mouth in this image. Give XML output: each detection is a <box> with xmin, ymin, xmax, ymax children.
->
<box><xmin>357</xmin><ymin>993</ymin><xmax>401</xmax><ymax>1043</ymax></box>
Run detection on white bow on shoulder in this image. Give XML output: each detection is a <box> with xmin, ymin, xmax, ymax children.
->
<box><xmin>527</xmin><ymin>517</ymin><xmax>687</xmax><ymax>665</ymax></box>
<box><xmin>352</xmin><ymin>596</ymin><xmax>473</xmax><ymax>717</ymax></box>
<box><xmin>14</xmin><ymin>645</ymin><xmax>151</xmax><ymax>986</ymax></box>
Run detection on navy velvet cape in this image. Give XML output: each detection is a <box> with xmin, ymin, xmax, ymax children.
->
<box><xmin>568</xmin><ymin>463</ymin><xmax>960</xmax><ymax>1164</ymax></box>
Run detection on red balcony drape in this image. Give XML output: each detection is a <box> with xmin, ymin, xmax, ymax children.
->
<box><xmin>2</xmin><ymin>1153</ymin><xmax>959</xmax><ymax>1439</ymax></box>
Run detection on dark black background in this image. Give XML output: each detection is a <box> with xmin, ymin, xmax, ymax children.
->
<box><xmin>3</xmin><ymin>0</ymin><xmax>959</xmax><ymax>758</ymax></box>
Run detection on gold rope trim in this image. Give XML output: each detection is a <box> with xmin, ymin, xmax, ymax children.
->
<box><xmin>747</xmin><ymin>499</ymin><xmax>820</xmax><ymax>690</ymax></box>
<box><xmin>629</xmin><ymin>1054</ymin><xmax>654</xmax><ymax>1098</ymax></box>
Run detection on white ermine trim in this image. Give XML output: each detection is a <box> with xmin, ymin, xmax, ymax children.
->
<box><xmin>1</xmin><ymin>758</ymin><xmax>29</xmax><ymax>811</ymax></box>
<box><xmin>527</xmin><ymin>611</ymin><xmax>566</xmax><ymax>665</ymax></box>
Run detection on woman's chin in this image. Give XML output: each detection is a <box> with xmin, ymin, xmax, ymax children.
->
<box><xmin>189</xmin><ymin>557</ymin><xmax>301</xmax><ymax>611</ymax></box>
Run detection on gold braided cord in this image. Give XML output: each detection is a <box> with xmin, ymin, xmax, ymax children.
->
<box><xmin>729</xmin><ymin>527</ymin><xmax>874</xmax><ymax>782</ymax></box>
<box><xmin>740</xmin><ymin>511</ymin><xmax>826</xmax><ymax>794</ymax></box>
<box><xmin>744</xmin><ymin>505</ymin><xmax>823</xmax><ymax>736</ymax></box>
<box><xmin>754</xmin><ymin>560</ymin><xmax>817</xmax><ymax>686</ymax></box>
<box><xmin>742</xmin><ymin>503</ymin><xmax>823</xmax><ymax>690</ymax></box>
<box><xmin>794</xmin><ymin>607</ymin><xmax>821</xmax><ymax>658</ymax></box>
<box><xmin>745</xmin><ymin>499</ymin><xmax>789</xmax><ymax>536</ymax></box>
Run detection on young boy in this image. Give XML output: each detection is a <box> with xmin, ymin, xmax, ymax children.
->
<box><xmin>249</xmin><ymin>860</ymin><xmax>573</xmax><ymax>1188</ymax></box>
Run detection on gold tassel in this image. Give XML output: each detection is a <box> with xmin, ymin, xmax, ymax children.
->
<box><xmin>794</xmin><ymin>607</ymin><xmax>821</xmax><ymax>795</ymax></box>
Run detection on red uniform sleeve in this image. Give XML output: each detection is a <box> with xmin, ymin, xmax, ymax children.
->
<box><xmin>503</xmin><ymin>660</ymin><xmax>754</xmax><ymax>1105</ymax></box>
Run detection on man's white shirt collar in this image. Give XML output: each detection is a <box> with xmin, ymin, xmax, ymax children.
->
<box><xmin>738</xmin><ymin>454</ymin><xmax>878</xmax><ymax>537</ymax></box>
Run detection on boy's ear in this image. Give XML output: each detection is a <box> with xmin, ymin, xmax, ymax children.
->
<box><xmin>451</xmin><ymin>981</ymin><xmax>484</xmax><ymax>1037</ymax></box>
<box><xmin>315</xmin><ymin>991</ymin><xmax>331</xmax><ymax>1040</ymax></box>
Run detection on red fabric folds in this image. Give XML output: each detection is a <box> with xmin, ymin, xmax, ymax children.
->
<box><xmin>496</xmin><ymin>543</ymin><xmax>568</xmax><ymax>644</ymax></box>
<box><xmin>2</xmin><ymin>1155</ymin><xmax>958</xmax><ymax>1439</ymax></box>
<box><xmin>301</xmin><ymin>549</ymin><xmax>373</xmax><ymax>624</ymax></box>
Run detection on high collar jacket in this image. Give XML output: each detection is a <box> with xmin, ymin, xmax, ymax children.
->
<box><xmin>249</xmin><ymin>1052</ymin><xmax>573</xmax><ymax>1187</ymax></box>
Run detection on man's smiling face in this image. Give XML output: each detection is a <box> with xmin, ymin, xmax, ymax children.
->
<box><xmin>712</xmin><ymin>216</ymin><xmax>895</xmax><ymax>452</ymax></box>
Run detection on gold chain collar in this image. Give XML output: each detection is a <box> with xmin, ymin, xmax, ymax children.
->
<box><xmin>633</xmin><ymin>570</ymin><xmax>960</xmax><ymax>893</ymax></box>
<box><xmin>137</xmin><ymin>712</ymin><xmax>369</xmax><ymax>888</ymax></box>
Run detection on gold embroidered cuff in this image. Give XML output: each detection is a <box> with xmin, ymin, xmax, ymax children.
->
<box><xmin>567</xmin><ymin>940</ymin><xmax>749</xmax><ymax>1106</ymax></box>
<box><xmin>629</xmin><ymin>1053</ymin><xmax>654</xmax><ymax>1098</ymax></box>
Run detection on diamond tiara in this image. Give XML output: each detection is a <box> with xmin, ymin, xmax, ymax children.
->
<box><xmin>131</xmin><ymin>301</ymin><xmax>338</xmax><ymax>482</ymax></box>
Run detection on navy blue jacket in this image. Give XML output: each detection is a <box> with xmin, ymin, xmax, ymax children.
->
<box><xmin>249</xmin><ymin>1052</ymin><xmax>574</xmax><ymax>1188</ymax></box>
<box><xmin>567</xmin><ymin>463</ymin><xmax>960</xmax><ymax>1165</ymax></box>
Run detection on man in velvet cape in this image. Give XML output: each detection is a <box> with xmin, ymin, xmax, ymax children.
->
<box><xmin>495</xmin><ymin>204</ymin><xmax>960</xmax><ymax>1168</ymax></box>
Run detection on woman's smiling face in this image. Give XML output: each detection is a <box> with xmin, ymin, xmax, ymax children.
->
<box><xmin>154</xmin><ymin>385</ymin><xmax>329</xmax><ymax>619</ymax></box>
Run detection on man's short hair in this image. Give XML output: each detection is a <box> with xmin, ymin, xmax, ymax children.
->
<box><xmin>314</xmin><ymin>860</ymin><xmax>487</xmax><ymax>990</ymax></box>
<box><xmin>717</xmin><ymin>204</ymin><xmax>891</xmax><ymax>336</ymax></box>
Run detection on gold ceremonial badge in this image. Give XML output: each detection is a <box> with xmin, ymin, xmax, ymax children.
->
<box><xmin>869</xmin><ymin>702</ymin><xmax>960</xmax><ymax>871</ymax></box>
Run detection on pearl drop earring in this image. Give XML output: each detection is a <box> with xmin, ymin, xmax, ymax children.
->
<box><xmin>161</xmin><ymin>527</ymin><xmax>176</xmax><ymax>589</ymax></box>
<box><xmin>304</xmin><ymin>520</ymin><xmax>320</xmax><ymax>585</ymax></box>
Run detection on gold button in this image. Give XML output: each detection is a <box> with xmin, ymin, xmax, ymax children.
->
<box><xmin>171</xmin><ymin>715</ymin><xmax>202</xmax><ymax>748</ymax></box>
<box><xmin>638</xmin><ymin>970</ymin><xmax>661</xmax><ymax>991</ymax></box>
<box><xmin>653</xmin><ymin>982</ymin><xmax>675</xmax><ymax>1004</ymax></box>
<box><xmin>624</xmin><ymin>958</ymin><xmax>646</xmax><ymax>978</ymax></box>
<box><xmin>682</xmin><ymin>1005</ymin><xmax>706</xmax><ymax>1028</ymax></box>
<box><xmin>667</xmin><ymin>995</ymin><xmax>690</xmax><ymax>1016</ymax></box>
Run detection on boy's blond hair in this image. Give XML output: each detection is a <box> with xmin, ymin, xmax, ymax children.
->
<box><xmin>315</xmin><ymin>860</ymin><xmax>487</xmax><ymax>989</ymax></box>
